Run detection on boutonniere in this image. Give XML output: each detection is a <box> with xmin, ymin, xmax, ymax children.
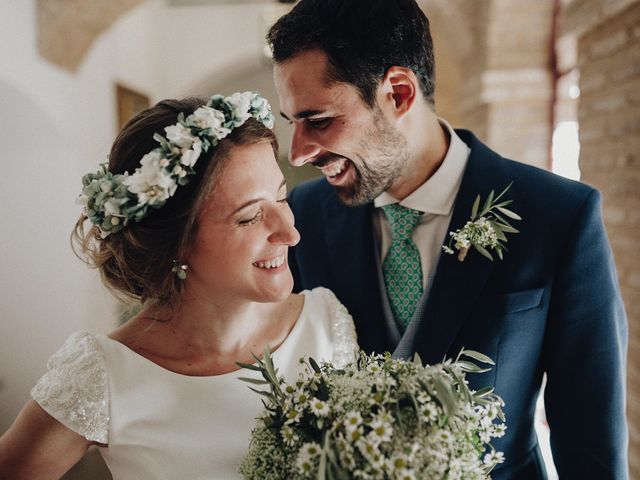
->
<box><xmin>443</xmin><ymin>182</ymin><xmax>521</xmax><ymax>262</ymax></box>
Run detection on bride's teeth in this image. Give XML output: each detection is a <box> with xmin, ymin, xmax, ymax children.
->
<box><xmin>254</xmin><ymin>255</ymin><xmax>285</xmax><ymax>269</ymax></box>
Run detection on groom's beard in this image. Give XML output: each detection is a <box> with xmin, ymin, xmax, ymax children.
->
<box><xmin>333</xmin><ymin>116</ymin><xmax>409</xmax><ymax>207</ymax></box>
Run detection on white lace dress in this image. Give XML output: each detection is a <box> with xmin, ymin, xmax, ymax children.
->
<box><xmin>31</xmin><ymin>288</ymin><xmax>358</xmax><ymax>480</ymax></box>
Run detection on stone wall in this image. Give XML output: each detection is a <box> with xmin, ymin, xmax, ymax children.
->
<box><xmin>563</xmin><ymin>0</ymin><xmax>640</xmax><ymax>476</ymax></box>
<box><xmin>455</xmin><ymin>0</ymin><xmax>555</xmax><ymax>170</ymax></box>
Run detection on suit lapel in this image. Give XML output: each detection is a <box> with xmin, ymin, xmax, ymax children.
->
<box><xmin>322</xmin><ymin>197</ymin><xmax>391</xmax><ymax>353</ymax></box>
<box><xmin>412</xmin><ymin>130</ymin><xmax>511</xmax><ymax>364</ymax></box>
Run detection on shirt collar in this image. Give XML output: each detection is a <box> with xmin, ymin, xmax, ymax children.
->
<box><xmin>374</xmin><ymin>118</ymin><xmax>470</xmax><ymax>215</ymax></box>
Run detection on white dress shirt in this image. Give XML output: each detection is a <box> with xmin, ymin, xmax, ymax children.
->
<box><xmin>374</xmin><ymin>119</ymin><xmax>470</xmax><ymax>289</ymax></box>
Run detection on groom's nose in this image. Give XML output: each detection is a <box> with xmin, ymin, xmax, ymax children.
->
<box><xmin>289</xmin><ymin>124</ymin><xmax>322</xmax><ymax>167</ymax></box>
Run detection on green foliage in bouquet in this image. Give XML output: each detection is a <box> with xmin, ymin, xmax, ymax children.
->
<box><xmin>238</xmin><ymin>350</ymin><xmax>506</xmax><ymax>480</ymax></box>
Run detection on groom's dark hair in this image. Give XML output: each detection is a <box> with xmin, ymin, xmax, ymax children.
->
<box><xmin>267</xmin><ymin>0</ymin><xmax>435</xmax><ymax>107</ymax></box>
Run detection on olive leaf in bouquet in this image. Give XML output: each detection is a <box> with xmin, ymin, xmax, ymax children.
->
<box><xmin>238</xmin><ymin>349</ymin><xmax>506</xmax><ymax>480</ymax></box>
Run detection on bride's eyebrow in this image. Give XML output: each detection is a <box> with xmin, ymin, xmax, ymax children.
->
<box><xmin>230</xmin><ymin>179</ymin><xmax>288</xmax><ymax>216</ymax></box>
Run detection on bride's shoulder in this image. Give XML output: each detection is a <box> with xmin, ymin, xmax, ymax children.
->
<box><xmin>46</xmin><ymin>331</ymin><xmax>104</xmax><ymax>363</ymax></box>
<box><xmin>301</xmin><ymin>287</ymin><xmax>358</xmax><ymax>365</ymax></box>
<box><xmin>300</xmin><ymin>286</ymin><xmax>341</xmax><ymax>306</ymax></box>
<box><xmin>299</xmin><ymin>287</ymin><xmax>349</xmax><ymax>319</ymax></box>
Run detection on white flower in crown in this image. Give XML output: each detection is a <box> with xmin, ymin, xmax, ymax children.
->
<box><xmin>103</xmin><ymin>198</ymin><xmax>122</xmax><ymax>217</ymax></box>
<box><xmin>139</xmin><ymin>150</ymin><xmax>163</xmax><ymax>168</ymax></box>
<box><xmin>124</xmin><ymin>153</ymin><xmax>177</xmax><ymax>206</ymax></box>
<box><xmin>138</xmin><ymin>175</ymin><xmax>177</xmax><ymax>206</ymax></box>
<box><xmin>99</xmin><ymin>178</ymin><xmax>113</xmax><ymax>193</ymax></box>
<box><xmin>250</xmin><ymin>95</ymin><xmax>274</xmax><ymax>129</ymax></box>
<box><xmin>164</xmin><ymin>123</ymin><xmax>197</xmax><ymax>149</ymax></box>
<box><xmin>226</xmin><ymin>92</ymin><xmax>252</xmax><ymax>126</ymax></box>
<box><xmin>180</xmin><ymin>137</ymin><xmax>202</xmax><ymax>168</ymax></box>
<box><xmin>191</xmin><ymin>106</ymin><xmax>232</xmax><ymax>139</ymax></box>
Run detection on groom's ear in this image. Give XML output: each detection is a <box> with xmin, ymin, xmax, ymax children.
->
<box><xmin>377</xmin><ymin>66</ymin><xmax>417</xmax><ymax>120</ymax></box>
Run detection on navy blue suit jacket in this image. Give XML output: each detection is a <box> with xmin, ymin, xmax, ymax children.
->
<box><xmin>288</xmin><ymin>130</ymin><xmax>628</xmax><ymax>479</ymax></box>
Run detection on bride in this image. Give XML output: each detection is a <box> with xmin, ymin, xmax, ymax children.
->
<box><xmin>0</xmin><ymin>92</ymin><xmax>357</xmax><ymax>479</ymax></box>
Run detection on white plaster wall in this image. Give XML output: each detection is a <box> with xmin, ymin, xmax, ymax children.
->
<box><xmin>154</xmin><ymin>3</ymin><xmax>269</xmax><ymax>97</ymax></box>
<box><xmin>0</xmin><ymin>0</ymin><xmax>270</xmax><ymax>433</ymax></box>
<box><xmin>0</xmin><ymin>0</ymin><xmax>117</xmax><ymax>433</ymax></box>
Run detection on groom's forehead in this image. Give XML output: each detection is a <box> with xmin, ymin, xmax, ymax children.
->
<box><xmin>274</xmin><ymin>57</ymin><xmax>357</xmax><ymax>116</ymax></box>
<box><xmin>274</xmin><ymin>50</ymin><xmax>334</xmax><ymax>93</ymax></box>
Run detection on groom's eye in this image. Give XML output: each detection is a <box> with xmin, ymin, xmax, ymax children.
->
<box><xmin>307</xmin><ymin>118</ymin><xmax>330</xmax><ymax>130</ymax></box>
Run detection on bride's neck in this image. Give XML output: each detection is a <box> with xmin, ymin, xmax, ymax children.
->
<box><xmin>136</xmin><ymin>289</ymin><xmax>300</xmax><ymax>358</ymax></box>
<box><xmin>170</xmin><ymin>295</ymin><xmax>279</xmax><ymax>352</ymax></box>
<box><xmin>109</xmin><ymin>289</ymin><xmax>302</xmax><ymax>376</ymax></box>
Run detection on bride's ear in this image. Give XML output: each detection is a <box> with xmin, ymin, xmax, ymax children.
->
<box><xmin>376</xmin><ymin>66</ymin><xmax>417</xmax><ymax>121</ymax></box>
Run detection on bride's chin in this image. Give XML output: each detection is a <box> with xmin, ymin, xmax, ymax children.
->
<box><xmin>254</xmin><ymin>277</ymin><xmax>294</xmax><ymax>303</ymax></box>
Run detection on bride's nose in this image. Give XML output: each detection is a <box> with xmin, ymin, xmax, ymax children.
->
<box><xmin>268</xmin><ymin>204</ymin><xmax>300</xmax><ymax>247</ymax></box>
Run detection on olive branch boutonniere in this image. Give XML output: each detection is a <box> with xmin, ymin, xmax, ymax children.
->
<box><xmin>443</xmin><ymin>182</ymin><xmax>521</xmax><ymax>262</ymax></box>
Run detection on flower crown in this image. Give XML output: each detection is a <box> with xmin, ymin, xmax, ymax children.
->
<box><xmin>78</xmin><ymin>92</ymin><xmax>275</xmax><ymax>237</ymax></box>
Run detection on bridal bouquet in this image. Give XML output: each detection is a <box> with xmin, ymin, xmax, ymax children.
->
<box><xmin>238</xmin><ymin>350</ymin><xmax>506</xmax><ymax>480</ymax></box>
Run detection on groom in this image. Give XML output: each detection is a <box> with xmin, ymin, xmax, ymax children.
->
<box><xmin>268</xmin><ymin>0</ymin><xmax>628</xmax><ymax>478</ymax></box>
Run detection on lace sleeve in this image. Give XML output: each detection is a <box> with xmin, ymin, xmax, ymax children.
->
<box><xmin>31</xmin><ymin>331</ymin><xmax>109</xmax><ymax>444</ymax></box>
<box><xmin>316</xmin><ymin>288</ymin><xmax>359</xmax><ymax>368</ymax></box>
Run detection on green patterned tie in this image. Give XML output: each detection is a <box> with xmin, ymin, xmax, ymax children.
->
<box><xmin>382</xmin><ymin>204</ymin><xmax>424</xmax><ymax>330</ymax></box>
